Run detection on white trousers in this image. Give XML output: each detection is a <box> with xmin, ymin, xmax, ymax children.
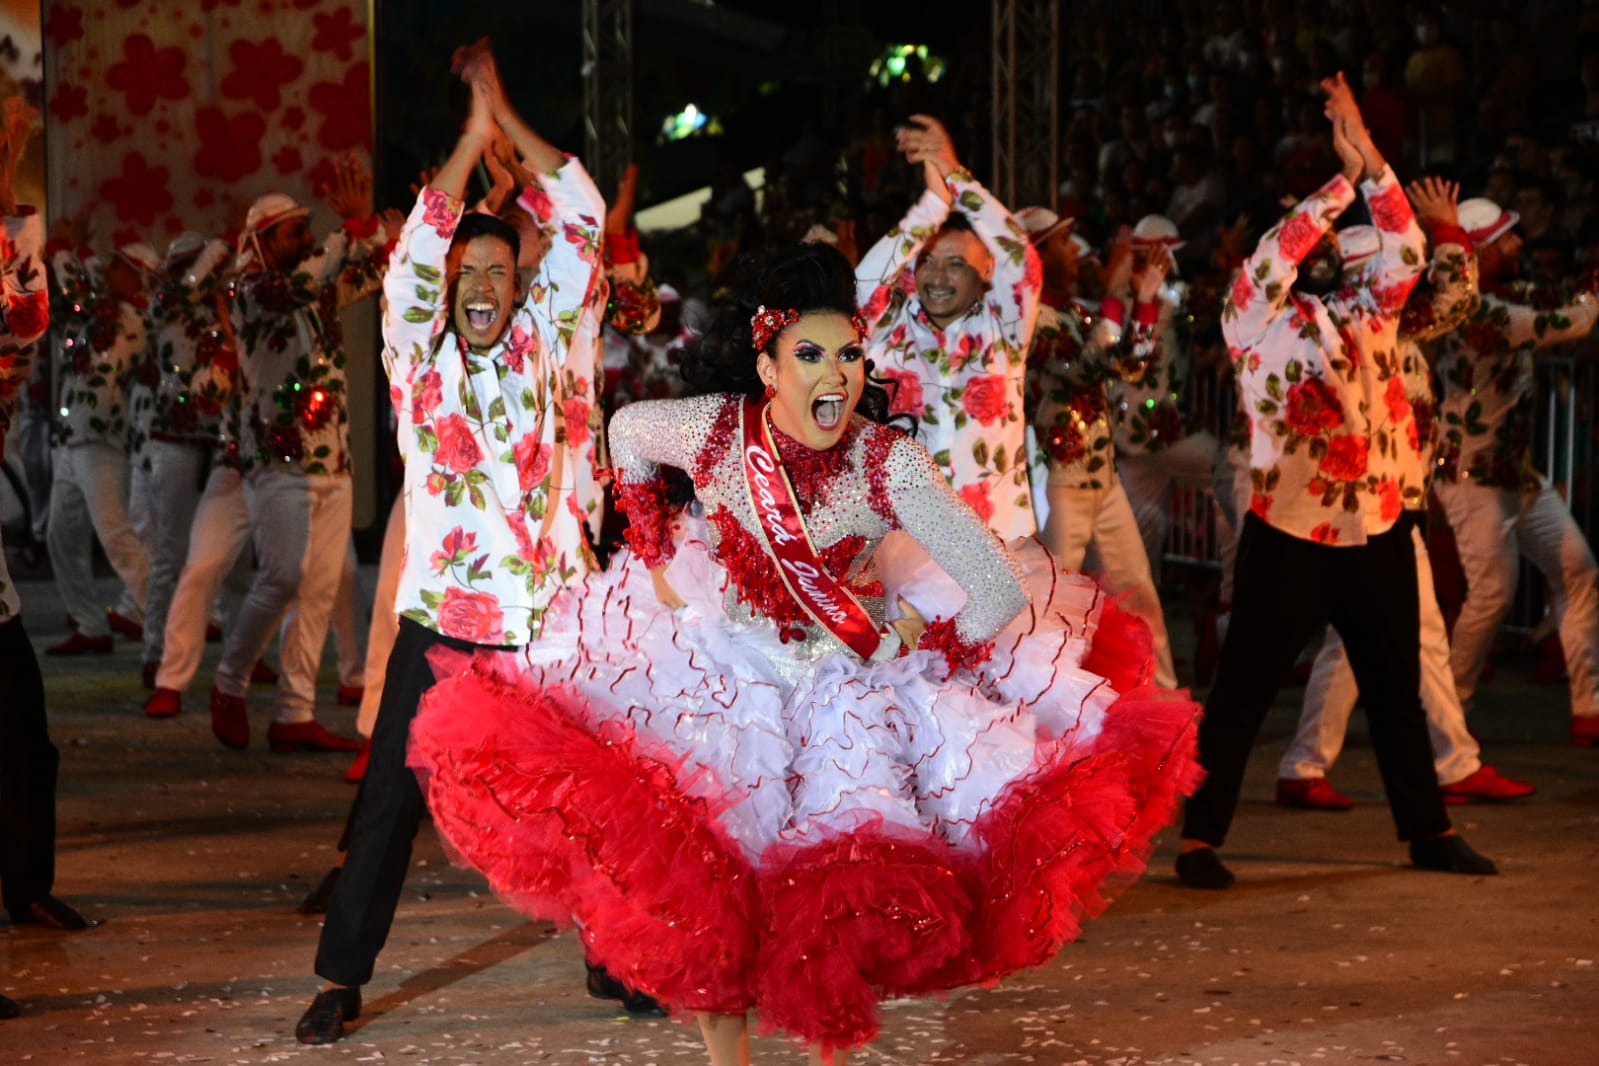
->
<box><xmin>141</xmin><ymin>441</ymin><xmax>208</xmax><ymax>666</ymax></box>
<box><xmin>1040</xmin><ymin>479</ymin><xmax>1177</xmax><ymax>688</ymax></box>
<box><xmin>1280</xmin><ymin>522</ymin><xmax>1481</xmax><ymax>784</ymax></box>
<box><xmin>156</xmin><ymin>466</ymin><xmax>253</xmax><ymax>692</ymax></box>
<box><xmin>1116</xmin><ymin>432</ymin><xmax>1230</xmax><ymax>582</ymax></box>
<box><xmin>1435</xmin><ymin>478</ymin><xmax>1599</xmax><ymax>719</ymax></box>
<box><xmin>357</xmin><ymin>494</ymin><xmax>405</xmax><ymax>737</ymax></box>
<box><xmin>46</xmin><ymin>443</ymin><xmax>149</xmax><ymax>637</ymax></box>
<box><xmin>215</xmin><ymin>469</ymin><xmax>352</xmax><ymax>724</ymax></box>
<box><xmin>331</xmin><ymin>536</ymin><xmax>367</xmax><ymax>689</ymax></box>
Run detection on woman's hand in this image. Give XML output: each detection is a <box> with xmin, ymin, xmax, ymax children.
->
<box><xmin>890</xmin><ymin>596</ymin><xmax>925</xmax><ymax>650</ymax></box>
<box><xmin>651</xmin><ymin>566</ymin><xmax>686</xmax><ymax>610</ymax></box>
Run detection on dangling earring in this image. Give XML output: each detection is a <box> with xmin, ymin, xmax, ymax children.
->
<box><xmin>763</xmin><ymin>383</ymin><xmax>776</xmax><ymax>399</ymax></box>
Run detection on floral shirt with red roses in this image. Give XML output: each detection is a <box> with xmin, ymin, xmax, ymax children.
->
<box><xmin>1221</xmin><ymin>167</ymin><xmax>1425</xmax><ymax>545</ymax></box>
<box><xmin>151</xmin><ymin>239</ymin><xmax>239</xmax><ymax>449</ymax></box>
<box><xmin>383</xmin><ymin>161</ymin><xmax>604</xmax><ymax>648</ymax></box>
<box><xmin>50</xmin><ymin>250</ymin><xmax>148</xmax><ymax>452</ymax></box>
<box><xmin>856</xmin><ymin>170</ymin><xmax>1043</xmax><ymax>539</ymax></box>
<box><xmin>1434</xmin><ymin>279</ymin><xmax>1598</xmax><ymax>491</ymax></box>
<box><xmin>1110</xmin><ymin>281</ymin><xmax>1197</xmax><ymax>456</ymax></box>
<box><xmin>1026</xmin><ymin>296</ymin><xmax>1157</xmax><ymax>490</ymax></box>
<box><xmin>1</xmin><ymin>210</ymin><xmax>48</xmax><ymax>620</ymax></box>
<box><xmin>229</xmin><ymin>220</ymin><xmax>387</xmax><ymax>476</ymax></box>
<box><xmin>1390</xmin><ymin>233</ymin><xmax>1478</xmax><ymax>499</ymax></box>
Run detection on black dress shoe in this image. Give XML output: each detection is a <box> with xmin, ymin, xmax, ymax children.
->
<box><xmin>0</xmin><ymin>992</ymin><xmax>19</xmax><ymax>1019</ymax></box>
<box><xmin>620</xmin><ymin>987</ymin><xmax>667</xmax><ymax>1016</ymax></box>
<box><xmin>1410</xmin><ymin>834</ymin><xmax>1498</xmax><ymax>875</ymax></box>
<box><xmin>295</xmin><ymin>986</ymin><xmax>362</xmax><ymax>1045</ymax></box>
<box><xmin>585</xmin><ymin>958</ymin><xmax>628</xmax><ymax>1000</ymax></box>
<box><xmin>1175</xmin><ymin>848</ymin><xmax>1236</xmax><ymax>889</ymax></box>
<box><xmin>9</xmin><ymin>894</ymin><xmax>90</xmax><ymax>929</ymax></box>
<box><xmin>297</xmin><ymin>866</ymin><xmax>341</xmax><ymax>915</ymax></box>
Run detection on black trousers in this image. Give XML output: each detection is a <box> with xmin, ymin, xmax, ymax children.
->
<box><xmin>0</xmin><ymin>616</ymin><xmax>58</xmax><ymax>916</ymax></box>
<box><xmin>315</xmin><ymin>618</ymin><xmax>486</xmax><ymax>987</ymax></box>
<box><xmin>1182</xmin><ymin>513</ymin><xmax>1451</xmax><ymax>847</ymax></box>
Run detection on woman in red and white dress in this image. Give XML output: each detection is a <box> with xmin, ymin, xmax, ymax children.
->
<box><xmin>407</xmin><ymin>243</ymin><xmax>1202</xmax><ymax>1065</ymax></box>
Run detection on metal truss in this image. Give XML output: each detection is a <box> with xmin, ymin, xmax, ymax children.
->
<box><xmin>991</xmin><ymin>0</ymin><xmax>1059</xmax><ymax>211</ymax></box>
<box><xmin>582</xmin><ymin>0</ymin><xmax>634</xmax><ymax>198</ymax></box>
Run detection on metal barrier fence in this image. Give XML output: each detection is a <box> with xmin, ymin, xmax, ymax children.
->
<box><xmin>1159</xmin><ymin>338</ymin><xmax>1599</xmax><ymax>633</ymax></box>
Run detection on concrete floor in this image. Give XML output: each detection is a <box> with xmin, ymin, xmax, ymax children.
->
<box><xmin>1</xmin><ymin>566</ymin><xmax>1596</xmax><ymax>1065</ymax></box>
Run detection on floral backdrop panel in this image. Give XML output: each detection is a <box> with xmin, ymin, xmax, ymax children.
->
<box><xmin>42</xmin><ymin>0</ymin><xmax>371</xmax><ymax>250</ymax></box>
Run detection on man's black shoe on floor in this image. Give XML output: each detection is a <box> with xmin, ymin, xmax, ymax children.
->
<box><xmin>295</xmin><ymin>986</ymin><xmax>362</xmax><ymax>1045</ymax></box>
<box><xmin>1410</xmin><ymin>834</ymin><xmax>1498</xmax><ymax>875</ymax></box>
<box><xmin>1175</xmin><ymin>847</ymin><xmax>1236</xmax><ymax>889</ymax></box>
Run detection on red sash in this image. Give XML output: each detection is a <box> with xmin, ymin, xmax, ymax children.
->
<box><xmin>740</xmin><ymin>399</ymin><xmax>882</xmax><ymax>661</ymax></box>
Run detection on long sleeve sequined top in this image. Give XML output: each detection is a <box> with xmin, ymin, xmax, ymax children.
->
<box><xmin>609</xmin><ymin>393</ymin><xmax>1030</xmax><ymax>663</ymax></box>
<box><xmin>855</xmin><ymin>171</ymin><xmax>1043</xmax><ymax>539</ymax></box>
<box><xmin>151</xmin><ymin>239</ymin><xmax>238</xmax><ymax>446</ymax></box>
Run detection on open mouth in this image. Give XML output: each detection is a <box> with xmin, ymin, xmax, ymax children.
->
<box><xmin>812</xmin><ymin>392</ymin><xmax>846</xmax><ymax>431</ymax></box>
<box><xmin>924</xmin><ymin>286</ymin><xmax>956</xmax><ymax>303</ymax></box>
<box><xmin>464</xmin><ymin>300</ymin><xmax>498</xmax><ymax>332</ymax></box>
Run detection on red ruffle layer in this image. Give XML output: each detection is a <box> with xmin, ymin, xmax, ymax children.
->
<box><xmin>408</xmin><ymin>578</ymin><xmax>1201</xmax><ymax>1049</ymax></box>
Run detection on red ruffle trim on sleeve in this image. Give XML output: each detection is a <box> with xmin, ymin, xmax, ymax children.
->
<box><xmin>615</xmin><ymin>475</ymin><xmax>676</xmax><ymax>569</ymax></box>
<box><xmin>918</xmin><ymin>615</ymin><xmax>994</xmax><ymax>677</ymax></box>
<box><xmin>407</xmin><ymin>656</ymin><xmax>759</xmax><ymax>1014</ymax></box>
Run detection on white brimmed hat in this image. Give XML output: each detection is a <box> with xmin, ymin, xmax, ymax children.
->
<box><xmin>1336</xmin><ymin>225</ymin><xmax>1380</xmax><ymax>265</ymax></box>
<box><xmin>114</xmin><ymin>242</ymin><xmax>161</xmax><ymax>278</ymax></box>
<box><xmin>243</xmin><ymin>192</ymin><xmax>310</xmax><ymax>235</ymax></box>
<box><xmin>1458</xmin><ymin>198</ymin><xmax>1519</xmax><ymax>247</ymax></box>
<box><xmin>1131</xmin><ymin>214</ymin><xmax>1186</xmax><ymax>252</ymax></box>
<box><xmin>1016</xmin><ymin>206</ymin><xmax>1074</xmax><ymax>245</ymax></box>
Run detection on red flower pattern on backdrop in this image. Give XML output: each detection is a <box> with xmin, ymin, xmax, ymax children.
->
<box><xmin>193</xmin><ymin>106</ymin><xmax>265</xmax><ymax>182</ymax></box>
<box><xmin>107</xmin><ymin>34</ymin><xmax>190</xmax><ymax>116</ymax></box>
<box><xmin>49</xmin><ymin>82</ymin><xmax>87</xmax><ymax>124</ymax></box>
<box><xmin>309</xmin><ymin>61</ymin><xmax>371</xmax><ymax>152</ymax></box>
<box><xmin>282</xmin><ymin>105</ymin><xmax>307</xmax><ymax>130</ymax></box>
<box><xmin>90</xmin><ymin>114</ymin><xmax>121</xmax><ymax>144</ymax></box>
<box><xmin>100</xmin><ymin>152</ymin><xmax>173</xmax><ymax>227</ymax></box>
<box><xmin>45</xmin><ymin>5</ymin><xmax>85</xmax><ymax>49</ymax></box>
<box><xmin>272</xmin><ymin>145</ymin><xmax>302</xmax><ymax>174</ymax></box>
<box><xmin>312</xmin><ymin>7</ymin><xmax>365</xmax><ymax>60</ymax></box>
<box><xmin>222</xmin><ymin>38</ymin><xmax>305</xmax><ymax>111</ymax></box>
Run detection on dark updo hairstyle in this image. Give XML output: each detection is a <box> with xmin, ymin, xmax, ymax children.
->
<box><xmin>679</xmin><ymin>242</ymin><xmax>911</xmax><ymax>431</ymax></box>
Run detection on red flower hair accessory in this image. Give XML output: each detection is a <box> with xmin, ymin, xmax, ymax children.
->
<box><xmin>751</xmin><ymin>305</ymin><xmax>800</xmax><ymax>351</ymax></box>
<box><xmin>850</xmin><ymin>308</ymin><xmax>870</xmax><ymax>339</ymax></box>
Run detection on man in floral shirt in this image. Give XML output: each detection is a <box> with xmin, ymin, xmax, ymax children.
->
<box><xmin>204</xmin><ymin>156</ymin><xmax>386</xmax><ymax>753</ymax></box>
<box><xmin>1111</xmin><ymin>215</ymin><xmax>1232</xmax><ymax>584</ymax></box>
<box><xmin>0</xmin><ymin>110</ymin><xmax>91</xmax><ymax>1012</ymax></box>
<box><xmin>1022</xmin><ymin>212</ymin><xmax>1178</xmax><ymax>688</ymax></box>
<box><xmin>44</xmin><ymin>242</ymin><xmax>153</xmax><ymax>655</ymax></box>
<box><xmin>1431</xmin><ymin>197</ymin><xmax>1599</xmax><ymax>747</ymax></box>
<box><xmin>1176</xmin><ymin>73</ymin><xmax>1494</xmax><ymax>889</ymax></box>
<box><xmin>136</xmin><ymin>233</ymin><xmax>234</xmax><ymax>689</ymax></box>
<box><xmin>856</xmin><ymin>114</ymin><xmax>1041</xmax><ymax>540</ymax></box>
<box><xmin>1279</xmin><ymin>179</ymin><xmax>1534</xmax><ymax>808</ymax></box>
<box><xmin>296</xmin><ymin>47</ymin><xmax>604</xmax><ymax>1046</ymax></box>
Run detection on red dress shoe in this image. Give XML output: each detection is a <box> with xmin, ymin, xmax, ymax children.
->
<box><xmin>46</xmin><ymin>631</ymin><xmax>114</xmax><ymax>656</ymax></box>
<box><xmin>145</xmin><ymin>687</ymin><xmax>181</xmax><ymax>718</ymax></box>
<box><xmin>209</xmin><ymin>688</ymin><xmax>250</xmax><ymax>749</ymax></box>
<box><xmin>141</xmin><ymin>661</ymin><xmax>158</xmax><ymax>690</ymax></box>
<box><xmin>267</xmin><ymin>720</ymin><xmax>363</xmax><ymax>754</ymax></box>
<box><xmin>250</xmin><ymin>660</ymin><xmax>278</xmax><ymax>686</ymax></box>
<box><xmin>1276</xmin><ymin>776</ymin><xmax>1354</xmax><ymax>810</ymax></box>
<box><xmin>205</xmin><ymin>622</ymin><xmax>223</xmax><ymax>643</ymax></box>
<box><xmin>106</xmin><ymin>609</ymin><xmax>144</xmax><ymax>641</ymax></box>
<box><xmin>1572</xmin><ymin>716</ymin><xmax>1599</xmax><ymax>747</ymax></box>
<box><xmin>1441</xmin><ymin>765</ymin><xmax>1536</xmax><ymax>804</ymax></box>
<box><xmin>344</xmin><ymin>737</ymin><xmax>372</xmax><ymax>782</ymax></box>
<box><xmin>336</xmin><ymin>684</ymin><xmax>364</xmax><ymax>707</ymax></box>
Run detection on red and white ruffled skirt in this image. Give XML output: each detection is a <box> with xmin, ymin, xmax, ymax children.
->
<box><xmin>407</xmin><ymin>529</ymin><xmax>1202</xmax><ymax>1051</ymax></box>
